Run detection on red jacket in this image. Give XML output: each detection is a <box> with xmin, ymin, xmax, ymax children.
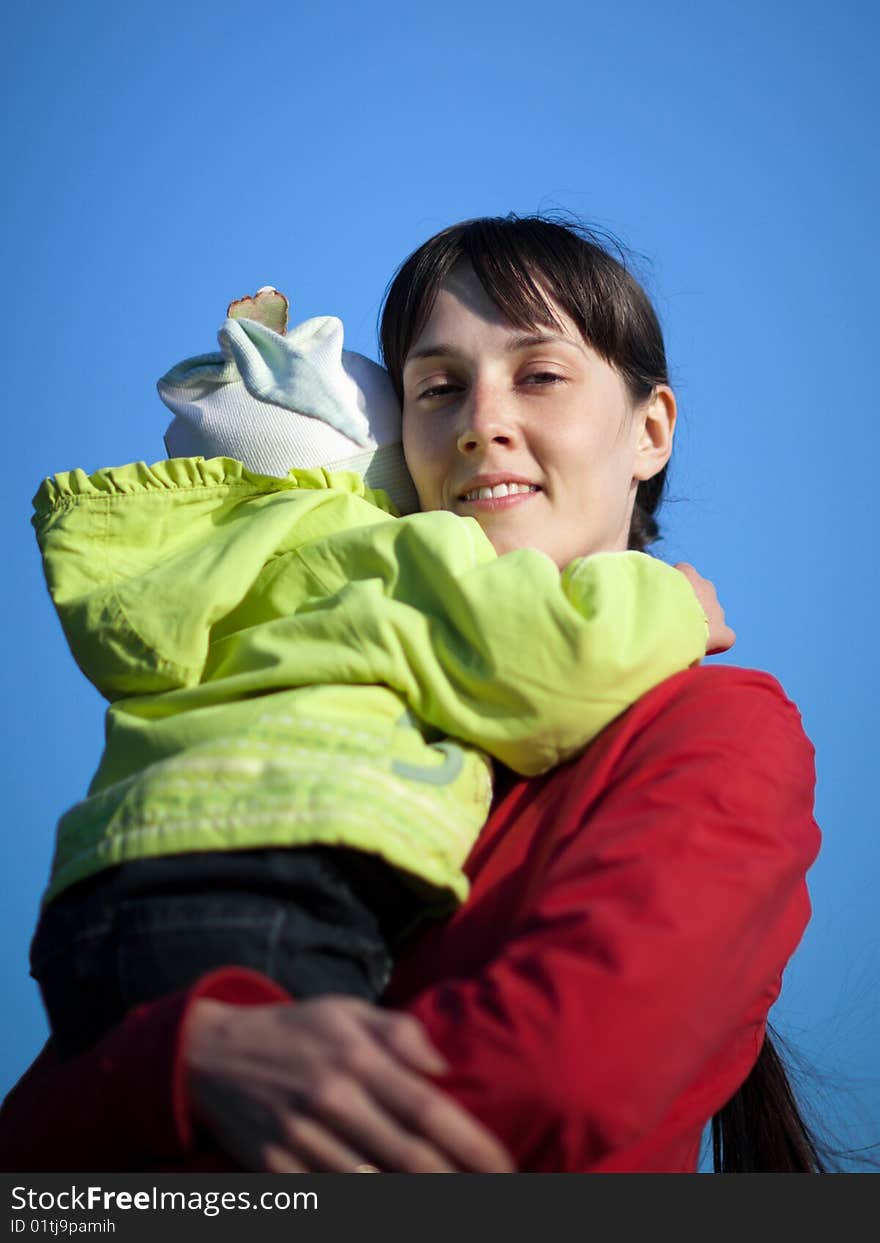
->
<box><xmin>1</xmin><ymin>665</ymin><xmax>820</xmax><ymax>1172</ymax></box>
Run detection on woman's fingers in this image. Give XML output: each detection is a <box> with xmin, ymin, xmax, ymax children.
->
<box><xmin>345</xmin><ymin>1009</ymin><xmax>513</xmax><ymax>1170</ymax></box>
<box><xmin>706</xmin><ymin>622</ymin><xmax>736</xmax><ymax>655</ymax></box>
<box><xmin>185</xmin><ymin>996</ymin><xmax>514</xmax><ymax>1173</ymax></box>
<box><xmin>273</xmin><ymin>1105</ymin><xmax>390</xmax><ymax>1173</ymax></box>
<box><xmin>674</xmin><ymin>562</ymin><xmax>735</xmax><ymax>655</ymax></box>
<box><xmin>360</xmin><ymin>1006</ymin><xmax>450</xmax><ymax>1074</ymax></box>
<box><xmin>294</xmin><ymin>1075</ymin><xmax>460</xmax><ymax>1172</ymax></box>
<box><xmin>272</xmin><ymin>1019</ymin><xmax>509</xmax><ymax>1171</ymax></box>
<box><xmin>190</xmin><ymin>1069</ymin><xmax>373</xmax><ymax>1173</ymax></box>
<box><xmin>358</xmin><ymin>1055</ymin><xmax>515</xmax><ymax>1172</ymax></box>
<box><xmin>263</xmin><ymin>1144</ymin><xmax>310</xmax><ymax>1173</ymax></box>
<box><xmin>321</xmin><ymin>1025</ymin><xmax>513</xmax><ymax>1171</ymax></box>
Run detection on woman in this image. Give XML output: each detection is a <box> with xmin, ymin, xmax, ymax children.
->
<box><xmin>0</xmin><ymin>214</ymin><xmax>822</xmax><ymax>1173</ymax></box>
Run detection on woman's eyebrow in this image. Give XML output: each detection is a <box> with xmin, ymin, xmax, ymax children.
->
<box><xmin>504</xmin><ymin>332</ymin><xmax>584</xmax><ymax>354</ymax></box>
<box><xmin>405</xmin><ymin>343</ymin><xmax>458</xmax><ymax>364</ymax></box>
<box><xmin>406</xmin><ymin>332</ymin><xmax>582</xmax><ymax>365</ymax></box>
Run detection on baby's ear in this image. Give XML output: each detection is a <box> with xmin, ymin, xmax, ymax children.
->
<box><xmin>227</xmin><ymin>286</ymin><xmax>289</xmax><ymax>335</ymax></box>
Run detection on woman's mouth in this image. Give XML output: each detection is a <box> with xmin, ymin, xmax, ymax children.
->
<box><xmin>458</xmin><ymin>482</ymin><xmax>542</xmax><ymax>511</ymax></box>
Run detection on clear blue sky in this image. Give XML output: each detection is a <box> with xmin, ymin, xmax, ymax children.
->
<box><xmin>2</xmin><ymin>0</ymin><xmax>877</xmax><ymax>1168</ymax></box>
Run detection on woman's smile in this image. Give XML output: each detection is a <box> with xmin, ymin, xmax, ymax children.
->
<box><xmin>457</xmin><ymin>485</ymin><xmax>541</xmax><ymax>512</ymax></box>
<box><xmin>454</xmin><ymin>473</ymin><xmax>543</xmax><ymax>511</ymax></box>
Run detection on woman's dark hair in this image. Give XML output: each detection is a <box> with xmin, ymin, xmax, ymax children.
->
<box><xmin>379</xmin><ymin>213</ymin><xmax>829</xmax><ymax>1172</ymax></box>
<box><xmin>379</xmin><ymin>212</ymin><xmax>667</xmax><ymax>551</ymax></box>
<box><xmin>713</xmin><ymin>1025</ymin><xmax>828</xmax><ymax>1172</ymax></box>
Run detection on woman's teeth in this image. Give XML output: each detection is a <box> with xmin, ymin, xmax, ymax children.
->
<box><xmin>462</xmin><ymin>483</ymin><xmax>540</xmax><ymax>501</ymax></box>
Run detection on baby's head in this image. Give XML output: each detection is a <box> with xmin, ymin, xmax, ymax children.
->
<box><xmin>159</xmin><ymin>287</ymin><xmax>419</xmax><ymax>514</ymax></box>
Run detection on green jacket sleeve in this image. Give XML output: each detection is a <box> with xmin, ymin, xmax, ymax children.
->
<box><xmin>34</xmin><ymin>462</ymin><xmax>707</xmax><ymax>775</ymax></box>
<box><xmin>202</xmin><ymin>508</ymin><xmax>709</xmax><ymax>776</ymax></box>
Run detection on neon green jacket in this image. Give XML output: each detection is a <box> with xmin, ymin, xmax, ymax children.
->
<box><xmin>33</xmin><ymin>457</ymin><xmax>707</xmax><ymax>910</ymax></box>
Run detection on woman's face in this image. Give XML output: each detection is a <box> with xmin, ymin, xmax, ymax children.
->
<box><xmin>401</xmin><ymin>265</ymin><xmax>674</xmax><ymax>567</ymax></box>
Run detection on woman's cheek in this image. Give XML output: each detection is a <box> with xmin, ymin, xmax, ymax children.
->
<box><xmin>404</xmin><ymin>426</ymin><xmax>440</xmax><ymax>496</ymax></box>
<box><xmin>402</xmin><ymin>440</ymin><xmax>434</xmax><ymax>510</ymax></box>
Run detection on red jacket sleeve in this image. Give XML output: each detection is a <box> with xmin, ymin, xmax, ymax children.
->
<box><xmin>398</xmin><ymin>667</ymin><xmax>821</xmax><ymax>1170</ymax></box>
<box><xmin>0</xmin><ymin>968</ymin><xmax>289</xmax><ymax>1171</ymax></box>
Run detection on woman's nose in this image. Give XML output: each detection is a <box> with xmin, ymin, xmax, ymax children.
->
<box><xmin>455</xmin><ymin>390</ymin><xmax>519</xmax><ymax>454</ymax></box>
<box><xmin>456</xmin><ymin>426</ymin><xmax>514</xmax><ymax>453</ymax></box>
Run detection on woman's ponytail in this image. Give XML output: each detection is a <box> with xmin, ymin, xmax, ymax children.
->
<box><xmin>711</xmin><ymin>1027</ymin><xmax>828</xmax><ymax>1172</ymax></box>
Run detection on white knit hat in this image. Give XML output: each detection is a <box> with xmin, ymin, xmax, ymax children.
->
<box><xmin>158</xmin><ymin>289</ymin><xmax>419</xmax><ymax>514</ymax></box>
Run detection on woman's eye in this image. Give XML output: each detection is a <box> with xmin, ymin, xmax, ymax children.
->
<box><xmin>417</xmin><ymin>372</ymin><xmax>563</xmax><ymax>400</ymax></box>
<box><xmin>418</xmin><ymin>383</ymin><xmax>460</xmax><ymax>400</ymax></box>
<box><xmin>523</xmin><ymin>372</ymin><xmax>564</xmax><ymax>386</ymax></box>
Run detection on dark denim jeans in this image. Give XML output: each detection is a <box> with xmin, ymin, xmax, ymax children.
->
<box><xmin>31</xmin><ymin>847</ymin><xmax>421</xmax><ymax>1058</ymax></box>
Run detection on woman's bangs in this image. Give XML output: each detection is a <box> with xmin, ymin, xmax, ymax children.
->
<box><xmin>461</xmin><ymin>219</ymin><xmax>616</xmax><ymax>354</ymax></box>
<box><xmin>463</xmin><ymin>223</ymin><xmax>570</xmax><ymax>337</ymax></box>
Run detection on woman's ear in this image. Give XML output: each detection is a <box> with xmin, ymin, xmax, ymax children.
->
<box><xmin>633</xmin><ymin>386</ymin><xmax>676</xmax><ymax>482</ymax></box>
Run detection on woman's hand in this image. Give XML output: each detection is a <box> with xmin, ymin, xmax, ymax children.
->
<box><xmin>675</xmin><ymin>563</ymin><xmax>736</xmax><ymax>656</ymax></box>
<box><xmin>185</xmin><ymin>996</ymin><xmax>516</xmax><ymax>1173</ymax></box>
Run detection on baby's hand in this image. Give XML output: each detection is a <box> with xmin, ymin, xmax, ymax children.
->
<box><xmin>675</xmin><ymin>563</ymin><xmax>736</xmax><ymax>656</ymax></box>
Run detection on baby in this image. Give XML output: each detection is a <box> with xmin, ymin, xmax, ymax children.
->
<box><xmin>30</xmin><ymin>288</ymin><xmax>711</xmax><ymax>1057</ymax></box>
